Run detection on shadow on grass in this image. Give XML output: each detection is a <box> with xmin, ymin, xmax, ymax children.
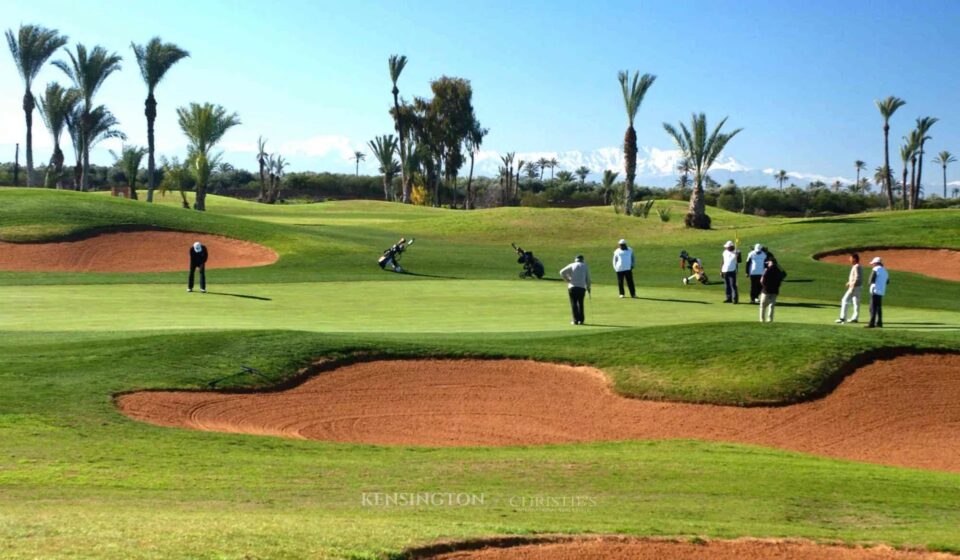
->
<box><xmin>786</xmin><ymin>217</ymin><xmax>877</xmax><ymax>225</ymax></box>
<box><xmin>205</xmin><ymin>291</ymin><xmax>272</xmax><ymax>301</ymax></box>
<box><xmin>785</xmin><ymin>279</ymin><xmax>815</xmax><ymax>283</ymax></box>
<box><xmin>777</xmin><ymin>302</ymin><xmax>831</xmax><ymax>309</ymax></box>
<box><xmin>401</xmin><ymin>271</ymin><xmax>462</xmax><ymax>279</ymax></box>
<box><xmin>634</xmin><ymin>296</ymin><xmax>710</xmax><ymax>305</ymax></box>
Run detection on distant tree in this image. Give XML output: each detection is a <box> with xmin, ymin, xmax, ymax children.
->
<box><xmin>600</xmin><ymin>169</ymin><xmax>619</xmax><ymax>205</ymax></box>
<box><xmin>831</xmin><ymin>180</ymin><xmax>843</xmax><ymax>192</ymax></box>
<box><xmin>368</xmin><ymin>134</ymin><xmax>399</xmax><ymax>201</ymax></box>
<box><xmin>932</xmin><ymin>151</ymin><xmax>956</xmax><ymax>198</ymax></box>
<box><xmin>663</xmin><ymin>113</ymin><xmax>742</xmax><ymax>229</ymax></box>
<box><xmin>618</xmin><ymin>70</ymin><xmax>656</xmax><ymax>215</ymax></box>
<box><xmin>500</xmin><ymin>152</ymin><xmax>515</xmax><ymax>206</ymax></box>
<box><xmin>525</xmin><ymin>161</ymin><xmax>539</xmax><ymax>180</ymax></box>
<box><xmin>899</xmin><ymin>136</ymin><xmax>917</xmax><ymax>210</ymax></box>
<box><xmin>536</xmin><ymin>157</ymin><xmax>549</xmax><ymax>181</ymax></box>
<box><xmin>350</xmin><ymin>151</ymin><xmax>366</xmax><ymax>176</ymax></box>
<box><xmin>268</xmin><ymin>154</ymin><xmax>288</xmax><ymax>202</ymax></box>
<box><xmin>66</xmin><ymin>104</ymin><xmax>125</xmax><ymax>189</ymax></box>
<box><xmin>109</xmin><ymin>144</ymin><xmax>147</xmax><ymax>199</ymax></box>
<box><xmin>131</xmin><ymin>37</ymin><xmax>189</xmax><ymax>202</ymax></box>
<box><xmin>548</xmin><ymin>157</ymin><xmax>558</xmax><ymax>181</ymax></box>
<box><xmin>388</xmin><ymin>54</ymin><xmax>410</xmax><ymax>202</ymax></box>
<box><xmin>556</xmin><ymin>170</ymin><xmax>575</xmax><ymax>184</ymax></box>
<box><xmin>774</xmin><ymin>169</ymin><xmax>788</xmax><ymax>190</ymax></box>
<box><xmin>854</xmin><ymin>160</ymin><xmax>866</xmax><ymax>191</ymax></box>
<box><xmin>677</xmin><ymin>157</ymin><xmax>691</xmax><ymax>187</ymax></box>
<box><xmin>875</xmin><ymin>96</ymin><xmax>907</xmax><ymax>209</ymax></box>
<box><xmin>873</xmin><ymin>165</ymin><xmax>892</xmax><ymax>197</ymax></box>
<box><xmin>176</xmin><ymin>102</ymin><xmax>240</xmax><ymax>211</ymax></box>
<box><xmin>36</xmin><ymin>82</ymin><xmax>80</xmax><ymax>188</ymax></box>
<box><xmin>158</xmin><ymin>156</ymin><xmax>191</xmax><ymax>208</ymax></box>
<box><xmin>575</xmin><ymin>165</ymin><xmax>590</xmax><ymax>186</ymax></box>
<box><xmin>912</xmin><ymin>116</ymin><xmax>937</xmax><ymax>208</ymax></box>
<box><xmin>256</xmin><ymin>136</ymin><xmax>269</xmax><ymax>202</ymax></box>
<box><xmin>5</xmin><ymin>24</ymin><xmax>68</xmax><ymax>187</ymax></box>
<box><xmin>464</xmin><ymin>120</ymin><xmax>488</xmax><ymax>209</ymax></box>
<box><xmin>953</xmin><ymin>187</ymin><xmax>959</xmax><ymax>198</ymax></box>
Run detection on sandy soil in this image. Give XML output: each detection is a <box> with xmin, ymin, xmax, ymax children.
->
<box><xmin>0</xmin><ymin>230</ymin><xmax>277</xmax><ymax>272</ymax></box>
<box><xmin>412</xmin><ymin>537</ymin><xmax>955</xmax><ymax>559</ymax></box>
<box><xmin>818</xmin><ymin>249</ymin><xmax>960</xmax><ymax>282</ymax></box>
<box><xmin>118</xmin><ymin>354</ymin><xmax>960</xmax><ymax>472</ymax></box>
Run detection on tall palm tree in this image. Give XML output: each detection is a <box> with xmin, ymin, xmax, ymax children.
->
<box><xmin>500</xmin><ymin>152</ymin><xmax>516</xmax><ymax>207</ymax></box>
<box><xmin>912</xmin><ymin>116</ymin><xmax>938</xmax><ymax>208</ymax></box>
<box><xmin>932</xmin><ymin>151</ymin><xmax>956</xmax><ymax>198</ymax></box>
<box><xmin>525</xmin><ymin>161</ymin><xmax>539</xmax><ymax>180</ymax></box>
<box><xmin>36</xmin><ymin>82</ymin><xmax>80</xmax><ymax>188</ymax></box>
<box><xmin>268</xmin><ymin>154</ymin><xmax>288</xmax><ymax>202</ymax></box>
<box><xmin>900</xmin><ymin>131</ymin><xmax>920</xmax><ymax>210</ymax></box>
<box><xmin>464</xmin><ymin>120</ymin><xmax>488</xmax><ymax>209</ymax></box>
<box><xmin>617</xmin><ymin>70</ymin><xmax>656</xmax><ymax>215</ymax></box>
<box><xmin>774</xmin><ymin>169</ymin><xmax>788</xmax><ymax>190</ymax></box>
<box><xmin>514</xmin><ymin>159</ymin><xmax>524</xmax><ymax>204</ymax></box>
<box><xmin>65</xmin><ymin>104</ymin><xmax>126</xmax><ymax>189</ymax></box>
<box><xmin>54</xmin><ymin>43</ymin><xmax>123</xmax><ymax>191</ymax></box>
<box><xmin>110</xmin><ymin>144</ymin><xmax>147</xmax><ymax>199</ymax></box>
<box><xmin>663</xmin><ymin>113</ymin><xmax>742</xmax><ymax>229</ymax></box>
<box><xmin>131</xmin><ymin>37</ymin><xmax>189</xmax><ymax>203</ymax></box>
<box><xmin>875</xmin><ymin>96</ymin><xmax>906</xmax><ymax>210</ymax></box>
<box><xmin>536</xmin><ymin>157</ymin><xmax>549</xmax><ymax>181</ymax></box>
<box><xmin>854</xmin><ymin>160</ymin><xmax>866</xmax><ymax>190</ymax></box>
<box><xmin>575</xmin><ymin>166</ymin><xmax>590</xmax><ymax>186</ymax></box>
<box><xmin>368</xmin><ymin>134</ymin><xmax>399</xmax><ymax>201</ymax></box>
<box><xmin>676</xmin><ymin>157</ymin><xmax>691</xmax><ymax>187</ymax></box>
<box><xmin>351</xmin><ymin>151</ymin><xmax>366</xmax><ymax>176</ymax></box>
<box><xmin>548</xmin><ymin>157</ymin><xmax>559</xmax><ymax>181</ymax></box>
<box><xmin>600</xmin><ymin>169</ymin><xmax>619</xmax><ymax>205</ymax></box>
<box><xmin>388</xmin><ymin>54</ymin><xmax>410</xmax><ymax>202</ymax></box>
<box><xmin>256</xmin><ymin>136</ymin><xmax>269</xmax><ymax>202</ymax></box>
<box><xmin>6</xmin><ymin>24</ymin><xmax>68</xmax><ymax>187</ymax></box>
<box><xmin>873</xmin><ymin>166</ymin><xmax>891</xmax><ymax>197</ymax></box>
<box><xmin>176</xmin><ymin>102</ymin><xmax>240</xmax><ymax>211</ymax></box>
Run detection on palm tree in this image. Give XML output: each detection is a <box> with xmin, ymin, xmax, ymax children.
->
<box><xmin>953</xmin><ymin>187</ymin><xmax>959</xmax><ymax>199</ymax></box>
<box><xmin>388</xmin><ymin>54</ymin><xmax>410</xmax><ymax>202</ymax></box>
<box><xmin>268</xmin><ymin>154</ymin><xmax>288</xmax><ymax>202</ymax></box>
<box><xmin>676</xmin><ymin>158</ymin><xmax>691</xmax><ymax>187</ymax></box>
<box><xmin>774</xmin><ymin>169</ymin><xmax>788</xmax><ymax>190</ymax></box>
<box><xmin>176</xmin><ymin>102</ymin><xmax>240</xmax><ymax>211</ymax></box>
<box><xmin>536</xmin><ymin>157</ymin><xmax>549</xmax><ymax>181</ymax></box>
<box><xmin>831</xmin><ymin>180</ymin><xmax>843</xmax><ymax>192</ymax></box>
<box><xmin>131</xmin><ymin>37</ymin><xmax>189</xmax><ymax>203</ymax></box>
<box><xmin>575</xmin><ymin>166</ymin><xmax>590</xmax><ymax>186</ymax></box>
<box><xmin>663</xmin><ymin>113</ymin><xmax>742</xmax><ymax>229</ymax></box>
<box><xmin>36</xmin><ymin>82</ymin><xmax>80</xmax><ymax>188</ymax></box>
<box><xmin>351</xmin><ymin>151</ymin><xmax>366</xmax><ymax>176</ymax></box>
<box><xmin>600</xmin><ymin>169</ymin><xmax>619</xmax><ymax>205</ymax></box>
<box><xmin>500</xmin><ymin>152</ymin><xmax>516</xmax><ymax>206</ymax></box>
<box><xmin>525</xmin><ymin>161</ymin><xmax>539</xmax><ymax>180</ymax></box>
<box><xmin>514</xmin><ymin>159</ymin><xmax>524</xmax><ymax>204</ymax></box>
<box><xmin>932</xmin><ymin>151</ymin><xmax>956</xmax><ymax>198</ymax></box>
<box><xmin>875</xmin><ymin>96</ymin><xmax>906</xmax><ymax>210</ymax></box>
<box><xmin>912</xmin><ymin>116</ymin><xmax>937</xmax><ymax>208</ymax></box>
<box><xmin>256</xmin><ymin>136</ymin><xmax>269</xmax><ymax>202</ymax></box>
<box><xmin>54</xmin><ymin>43</ymin><xmax>123</xmax><ymax>191</ymax></box>
<box><xmin>618</xmin><ymin>70</ymin><xmax>656</xmax><ymax>216</ymax></box>
<box><xmin>548</xmin><ymin>158</ymin><xmax>559</xmax><ymax>182</ymax></box>
<box><xmin>854</xmin><ymin>160</ymin><xmax>866</xmax><ymax>190</ymax></box>
<box><xmin>6</xmin><ymin>24</ymin><xmax>68</xmax><ymax>188</ymax></box>
<box><xmin>899</xmin><ymin>138</ymin><xmax>915</xmax><ymax>210</ymax></box>
<box><xmin>368</xmin><ymin>134</ymin><xmax>399</xmax><ymax>201</ymax></box>
<box><xmin>556</xmin><ymin>170</ymin><xmax>575</xmax><ymax>184</ymax></box>
<box><xmin>464</xmin><ymin>121</ymin><xmax>488</xmax><ymax>209</ymax></box>
<box><xmin>873</xmin><ymin>166</ymin><xmax>892</xmax><ymax>196</ymax></box>
<box><xmin>110</xmin><ymin>144</ymin><xmax>147</xmax><ymax>199</ymax></box>
<box><xmin>65</xmin><ymin>104</ymin><xmax>125</xmax><ymax>189</ymax></box>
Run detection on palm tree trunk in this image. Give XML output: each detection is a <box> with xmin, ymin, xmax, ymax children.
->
<box><xmin>466</xmin><ymin>152</ymin><xmax>475</xmax><ymax>210</ymax></box>
<box><xmin>23</xmin><ymin>90</ymin><xmax>36</xmax><ymax>188</ymax></box>
<box><xmin>383</xmin><ymin>173</ymin><xmax>391</xmax><ymax>201</ymax></box>
<box><xmin>392</xmin><ymin>88</ymin><xmax>410</xmax><ymax>204</ymax></box>
<box><xmin>944</xmin><ymin>165</ymin><xmax>948</xmax><ymax>198</ymax></box>
<box><xmin>81</xmin><ymin>142</ymin><xmax>90</xmax><ymax>192</ymax></box>
<box><xmin>515</xmin><ymin>167</ymin><xmax>521</xmax><ymax>205</ymax></box>
<box><xmin>883</xmin><ymin>125</ymin><xmax>894</xmax><ymax>210</ymax></box>
<box><xmin>145</xmin><ymin>94</ymin><xmax>157</xmax><ymax>202</ymax></box>
<box><xmin>624</xmin><ymin>126</ymin><xmax>637</xmax><ymax>216</ymax></box>
<box><xmin>686</xmin><ymin>172</ymin><xmax>709</xmax><ymax>229</ymax></box>
<box><xmin>195</xmin><ymin>182</ymin><xmax>206</xmax><ymax>211</ymax></box>
<box><xmin>258</xmin><ymin>162</ymin><xmax>267</xmax><ymax>202</ymax></box>
<box><xmin>900</xmin><ymin>167</ymin><xmax>908</xmax><ymax>210</ymax></box>
<box><xmin>907</xmin><ymin>158</ymin><xmax>917</xmax><ymax>210</ymax></box>
<box><xmin>914</xmin><ymin>146</ymin><xmax>925</xmax><ymax>208</ymax></box>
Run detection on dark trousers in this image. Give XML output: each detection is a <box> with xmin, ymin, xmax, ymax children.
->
<box><xmin>749</xmin><ymin>275</ymin><xmax>762</xmax><ymax>302</ymax></box>
<box><xmin>616</xmin><ymin>270</ymin><xmax>636</xmax><ymax>297</ymax></box>
<box><xmin>568</xmin><ymin>287</ymin><xmax>586</xmax><ymax>324</ymax></box>
<box><xmin>869</xmin><ymin>293</ymin><xmax>883</xmax><ymax>327</ymax></box>
<box><xmin>722</xmin><ymin>271</ymin><xmax>739</xmax><ymax>302</ymax></box>
<box><xmin>189</xmin><ymin>264</ymin><xmax>206</xmax><ymax>290</ymax></box>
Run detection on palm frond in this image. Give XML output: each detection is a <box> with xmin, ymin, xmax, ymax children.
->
<box><xmin>6</xmin><ymin>24</ymin><xmax>68</xmax><ymax>89</ymax></box>
<box><xmin>131</xmin><ymin>37</ymin><xmax>189</xmax><ymax>92</ymax></box>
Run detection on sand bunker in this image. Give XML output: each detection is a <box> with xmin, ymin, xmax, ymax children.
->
<box><xmin>0</xmin><ymin>230</ymin><xmax>277</xmax><ymax>272</ymax></box>
<box><xmin>408</xmin><ymin>537</ymin><xmax>955</xmax><ymax>559</ymax></box>
<box><xmin>817</xmin><ymin>248</ymin><xmax>960</xmax><ymax>282</ymax></box>
<box><xmin>118</xmin><ymin>354</ymin><xmax>960</xmax><ymax>472</ymax></box>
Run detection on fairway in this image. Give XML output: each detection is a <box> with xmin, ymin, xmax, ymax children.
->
<box><xmin>2</xmin><ymin>189</ymin><xmax>960</xmax><ymax>559</ymax></box>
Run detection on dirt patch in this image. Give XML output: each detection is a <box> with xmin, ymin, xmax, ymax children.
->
<box><xmin>0</xmin><ymin>230</ymin><xmax>277</xmax><ymax>272</ymax></box>
<box><xmin>817</xmin><ymin>248</ymin><xmax>960</xmax><ymax>282</ymax></box>
<box><xmin>405</xmin><ymin>537</ymin><xmax>954</xmax><ymax>559</ymax></box>
<box><xmin>118</xmin><ymin>355</ymin><xmax>960</xmax><ymax>471</ymax></box>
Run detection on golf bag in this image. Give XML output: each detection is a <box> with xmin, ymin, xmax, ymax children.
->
<box><xmin>378</xmin><ymin>238</ymin><xmax>414</xmax><ymax>272</ymax></box>
<box><xmin>513</xmin><ymin>244</ymin><xmax>545</xmax><ymax>279</ymax></box>
<box><xmin>679</xmin><ymin>250</ymin><xmax>709</xmax><ymax>285</ymax></box>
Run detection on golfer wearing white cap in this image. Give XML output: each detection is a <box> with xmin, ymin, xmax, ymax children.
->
<box><xmin>188</xmin><ymin>241</ymin><xmax>208</xmax><ymax>293</ymax></box>
<box><xmin>746</xmin><ymin>243</ymin><xmax>767</xmax><ymax>304</ymax></box>
<box><xmin>721</xmin><ymin>240</ymin><xmax>741</xmax><ymax>303</ymax></box>
<box><xmin>612</xmin><ymin>239</ymin><xmax>636</xmax><ymax>298</ymax></box>
<box><xmin>865</xmin><ymin>256</ymin><xmax>889</xmax><ymax>328</ymax></box>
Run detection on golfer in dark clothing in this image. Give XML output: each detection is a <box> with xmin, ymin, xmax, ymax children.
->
<box><xmin>188</xmin><ymin>241</ymin><xmax>208</xmax><ymax>293</ymax></box>
<box><xmin>759</xmin><ymin>259</ymin><xmax>785</xmax><ymax>322</ymax></box>
<box><xmin>559</xmin><ymin>255</ymin><xmax>592</xmax><ymax>325</ymax></box>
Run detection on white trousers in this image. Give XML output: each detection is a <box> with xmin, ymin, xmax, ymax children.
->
<box><xmin>760</xmin><ymin>293</ymin><xmax>777</xmax><ymax>322</ymax></box>
<box><xmin>840</xmin><ymin>287</ymin><xmax>861</xmax><ymax>321</ymax></box>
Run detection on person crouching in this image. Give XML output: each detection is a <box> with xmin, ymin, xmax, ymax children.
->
<box><xmin>188</xmin><ymin>241</ymin><xmax>208</xmax><ymax>293</ymax></box>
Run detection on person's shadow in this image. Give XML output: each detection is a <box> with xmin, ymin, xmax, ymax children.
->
<box><xmin>204</xmin><ymin>291</ymin><xmax>272</xmax><ymax>301</ymax></box>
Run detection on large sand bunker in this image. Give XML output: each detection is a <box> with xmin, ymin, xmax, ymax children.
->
<box><xmin>406</xmin><ymin>537</ymin><xmax>955</xmax><ymax>560</ymax></box>
<box><xmin>118</xmin><ymin>354</ymin><xmax>960</xmax><ymax>471</ymax></box>
<box><xmin>817</xmin><ymin>248</ymin><xmax>960</xmax><ymax>282</ymax></box>
<box><xmin>0</xmin><ymin>230</ymin><xmax>277</xmax><ymax>272</ymax></box>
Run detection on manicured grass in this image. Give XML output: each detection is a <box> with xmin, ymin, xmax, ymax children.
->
<box><xmin>1</xmin><ymin>189</ymin><xmax>959</xmax><ymax>558</ymax></box>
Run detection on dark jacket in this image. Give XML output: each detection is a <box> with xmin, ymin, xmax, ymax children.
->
<box><xmin>190</xmin><ymin>245</ymin><xmax>208</xmax><ymax>267</ymax></box>
<box><xmin>760</xmin><ymin>265</ymin><xmax>785</xmax><ymax>295</ymax></box>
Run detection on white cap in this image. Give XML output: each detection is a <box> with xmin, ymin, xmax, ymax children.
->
<box><xmin>193</xmin><ymin>242</ymin><xmax>202</xmax><ymax>252</ymax></box>
<box><xmin>870</xmin><ymin>257</ymin><xmax>882</xmax><ymax>265</ymax></box>
<box><xmin>755</xmin><ymin>243</ymin><xmax>763</xmax><ymax>252</ymax></box>
<box><xmin>618</xmin><ymin>239</ymin><xmax>627</xmax><ymax>245</ymax></box>
<box><xmin>724</xmin><ymin>240</ymin><xmax>734</xmax><ymax>248</ymax></box>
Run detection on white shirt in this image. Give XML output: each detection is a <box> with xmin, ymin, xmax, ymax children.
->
<box><xmin>559</xmin><ymin>262</ymin><xmax>592</xmax><ymax>290</ymax></box>
<box><xmin>721</xmin><ymin>249</ymin><xmax>739</xmax><ymax>273</ymax></box>
<box><xmin>746</xmin><ymin>249</ymin><xmax>766</xmax><ymax>276</ymax></box>
<box><xmin>870</xmin><ymin>265</ymin><xmax>889</xmax><ymax>296</ymax></box>
<box><xmin>612</xmin><ymin>247</ymin><xmax>634</xmax><ymax>272</ymax></box>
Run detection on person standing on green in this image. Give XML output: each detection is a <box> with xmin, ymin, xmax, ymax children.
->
<box><xmin>560</xmin><ymin>255</ymin><xmax>592</xmax><ymax>325</ymax></box>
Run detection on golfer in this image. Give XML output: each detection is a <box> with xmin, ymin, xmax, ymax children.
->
<box><xmin>746</xmin><ymin>243</ymin><xmax>767</xmax><ymax>304</ymax></box>
<box><xmin>759</xmin><ymin>259</ymin><xmax>785</xmax><ymax>322</ymax></box>
<box><xmin>188</xmin><ymin>241</ymin><xmax>208</xmax><ymax>293</ymax></box>
<box><xmin>721</xmin><ymin>241</ymin><xmax>741</xmax><ymax>304</ymax></box>
<box><xmin>865</xmin><ymin>256</ymin><xmax>889</xmax><ymax>328</ymax></box>
<box><xmin>612</xmin><ymin>239</ymin><xmax>636</xmax><ymax>298</ymax></box>
<box><xmin>835</xmin><ymin>253</ymin><xmax>862</xmax><ymax>324</ymax></box>
<box><xmin>560</xmin><ymin>255</ymin><xmax>591</xmax><ymax>325</ymax></box>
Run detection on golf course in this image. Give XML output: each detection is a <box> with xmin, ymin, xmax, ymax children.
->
<box><xmin>1</xmin><ymin>187</ymin><xmax>959</xmax><ymax>558</ymax></box>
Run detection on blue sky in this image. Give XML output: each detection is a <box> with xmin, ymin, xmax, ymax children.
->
<box><xmin>3</xmin><ymin>0</ymin><xmax>960</xmax><ymax>188</ymax></box>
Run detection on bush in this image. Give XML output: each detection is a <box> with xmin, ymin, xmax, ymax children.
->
<box><xmin>657</xmin><ymin>207</ymin><xmax>671</xmax><ymax>222</ymax></box>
